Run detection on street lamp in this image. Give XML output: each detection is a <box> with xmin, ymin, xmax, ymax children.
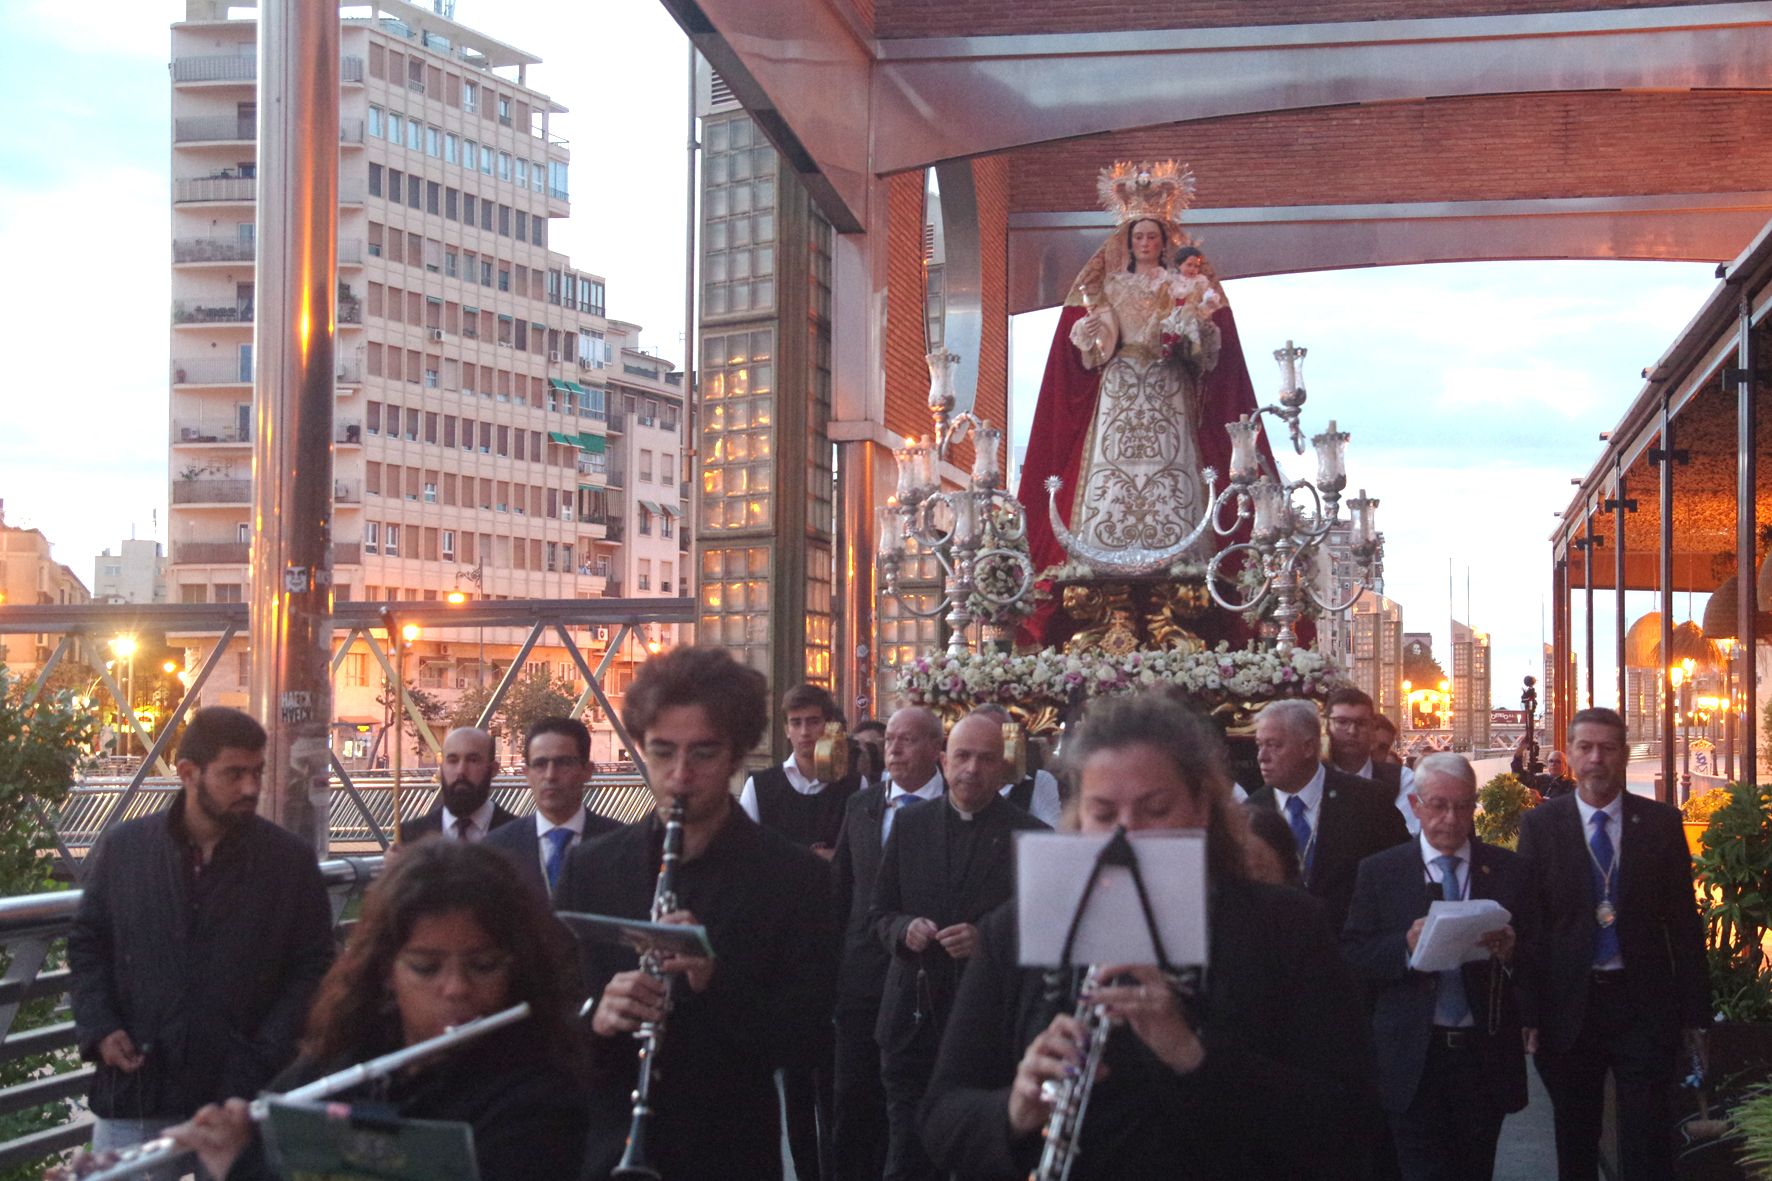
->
<box><xmin>1670</xmin><ymin>658</ymin><xmax>1695</xmax><ymax>798</ymax></box>
<box><xmin>110</xmin><ymin>636</ymin><xmax>137</xmax><ymax>757</ymax></box>
<box><xmin>1401</xmin><ymin>680</ymin><xmax>1412</xmax><ymax>731</ymax></box>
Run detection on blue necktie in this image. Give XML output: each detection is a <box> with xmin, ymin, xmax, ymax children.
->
<box><xmin>882</xmin><ymin>792</ymin><xmax>926</xmax><ymax>845</ymax></box>
<box><xmin>1283</xmin><ymin>795</ymin><xmax>1313</xmax><ymax>880</ymax></box>
<box><xmin>1433</xmin><ymin>854</ymin><xmax>1471</xmax><ymax>1025</ymax></box>
<box><xmin>543</xmin><ymin>827</ymin><xmax>573</xmax><ymax>893</ymax></box>
<box><xmin>1589</xmin><ymin>812</ymin><xmax>1620</xmax><ymax>965</ymax></box>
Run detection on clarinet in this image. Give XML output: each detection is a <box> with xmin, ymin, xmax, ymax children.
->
<box><xmin>54</xmin><ymin>1003</ymin><xmax>532</xmax><ymax>1181</ymax></box>
<box><xmin>1031</xmin><ymin>966</ymin><xmax>1112</xmax><ymax>1181</ymax></box>
<box><xmin>612</xmin><ymin>794</ymin><xmax>687</xmax><ymax>1181</ymax></box>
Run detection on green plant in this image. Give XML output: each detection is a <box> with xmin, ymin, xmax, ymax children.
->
<box><xmin>0</xmin><ymin>668</ymin><xmax>96</xmax><ymax>1178</ymax></box>
<box><xmin>1685</xmin><ymin>786</ymin><xmax>1733</xmax><ymax>825</ymax></box>
<box><xmin>1734</xmin><ymin>1084</ymin><xmax>1772</xmax><ymax>1177</ymax></box>
<box><xmin>1695</xmin><ymin>781</ymin><xmax>1772</xmax><ymax>1022</ymax></box>
<box><xmin>1474</xmin><ymin>771</ymin><xmax>1538</xmax><ymax>849</ymax></box>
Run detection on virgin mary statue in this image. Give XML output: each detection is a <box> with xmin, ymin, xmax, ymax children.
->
<box><xmin>1015</xmin><ymin>162</ymin><xmax>1270</xmax><ymax>581</ymax></box>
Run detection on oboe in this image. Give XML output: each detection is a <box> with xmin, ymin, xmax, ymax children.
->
<box><xmin>1032</xmin><ymin>966</ymin><xmax>1113</xmax><ymax>1181</ymax></box>
<box><xmin>54</xmin><ymin>1003</ymin><xmax>532</xmax><ymax>1181</ymax></box>
<box><xmin>612</xmin><ymin>794</ymin><xmax>687</xmax><ymax>1181</ymax></box>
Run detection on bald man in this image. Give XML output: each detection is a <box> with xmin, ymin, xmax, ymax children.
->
<box><xmin>397</xmin><ymin>726</ymin><xmax>519</xmax><ymax>842</ymax></box>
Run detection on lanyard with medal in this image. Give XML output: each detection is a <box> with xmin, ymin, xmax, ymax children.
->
<box><xmin>1585</xmin><ymin>813</ymin><xmax>1618</xmax><ymax>930</ymax></box>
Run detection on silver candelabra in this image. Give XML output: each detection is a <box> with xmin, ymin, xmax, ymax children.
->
<box><xmin>877</xmin><ymin>351</ymin><xmax>1036</xmax><ymax>658</ymax></box>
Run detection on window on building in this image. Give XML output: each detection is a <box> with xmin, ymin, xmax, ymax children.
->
<box><xmin>661</xmin><ymin>511</ymin><xmax>675</xmax><ymax>539</ymax></box>
<box><xmin>638</xmin><ymin>508</ymin><xmax>652</xmax><ymax>536</ymax></box>
<box><xmin>384</xmin><ymin>524</ymin><xmax>399</xmax><ymax>556</ymax></box>
<box><xmin>364</xmin><ymin>521</ymin><xmax>380</xmax><ymax>554</ymax></box>
<box><xmin>638</xmin><ymin>560</ymin><xmax>651</xmax><ymax>591</ymax></box>
<box><xmin>639</xmin><ymin>450</ymin><xmax>653</xmax><ymax>482</ymax></box>
<box><xmin>462</xmin><ymin>80</ymin><xmax>477</xmax><ymax>112</ymax></box>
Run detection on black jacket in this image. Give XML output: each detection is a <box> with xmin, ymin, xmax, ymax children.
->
<box><xmin>223</xmin><ymin>1019</ymin><xmax>588</xmax><ymax>1181</ymax></box>
<box><xmin>1342</xmin><ymin>838</ymin><xmax>1528</xmax><ymax>1115</ymax></box>
<box><xmin>481</xmin><ymin>807</ymin><xmax>621</xmax><ymax>901</ymax></box>
<box><xmin>556</xmin><ymin>805</ymin><xmax>836</xmax><ymax>1181</ymax></box>
<box><xmin>831</xmin><ymin>776</ymin><xmax>945</xmax><ymax>1013</ymax></box>
<box><xmin>920</xmin><ymin>882</ymin><xmax>1376</xmax><ymax>1180</ymax></box>
<box><xmin>1248</xmin><ymin>768</ymin><xmax>1410</xmax><ymax>934</ymax></box>
<box><xmin>67</xmin><ymin>797</ymin><xmax>336</xmax><ymax>1119</ymax></box>
<box><xmin>868</xmin><ymin>796</ymin><xmax>1047</xmax><ymax>1058</ymax></box>
<box><xmin>1514</xmin><ymin>791</ymin><xmax>1708</xmax><ymax>1054</ymax></box>
<box><xmin>397</xmin><ymin>799</ymin><xmax>520</xmax><ymax>843</ymax></box>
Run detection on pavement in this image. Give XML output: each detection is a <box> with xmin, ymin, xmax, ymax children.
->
<box><xmin>1494</xmin><ymin>1068</ymin><xmax>1560</xmax><ymax>1179</ymax></box>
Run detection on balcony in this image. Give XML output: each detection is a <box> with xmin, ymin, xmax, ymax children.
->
<box><xmin>171</xmin><ymin>54</ymin><xmax>364</xmax><ymax>84</ymax></box>
<box><xmin>173</xmin><ymin>117</ymin><xmax>366</xmax><ymax>145</ymax></box>
<box><xmin>172</xmin><ymin>478</ymin><xmax>251</xmax><ymax>505</ymax></box>
<box><xmin>602</xmin><ymin>522</ymin><xmax>626</xmax><ymax>543</ymax></box>
<box><xmin>333</xmin><ymin>542</ymin><xmax>362</xmax><ymax>565</ymax></box>
<box><xmin>173</xmin><ymin>358</ymin><xmax>251</xmax><ymax>386</ymax></box>
<box><xmin>175</xmin><ymin>176</ymin><xmax>255</xmax><ymax>204</ymax></box>
<box><xmin>173</xmin><ymin>541</ymin><xmax>250</xmax><ymax>564</ymax></box>
<box><xmin>339</xmin><ymin>299</ymin><xmax>364</xmax><ymax>326</ymax></box>
<box><xmin>604</xmin><ymin>412</ymin><xmax>626</xmax><ymax>434</ymax></box>
<box><xmin>336</xmin><ymin>421</ymin><xmax>363</xmax><ymax>446</ymax></box>
<box><xmin>601</xmin><ymin>580</ymin><xmax>625</xmax><ymax>597</ymax></box>
<box><xmin>175</xmin><ymin>424</ymin><xmax>249</xmax><ymax>446</ymax></box>
<box><xmin>173</xmin><ymin>237</ymin><xmax>255</xmax><ymax>264</ymax></box>
<box><xmin>334</xmin><ymin>480</ymin><xmax>361</xmax><ymax>503</ymax></box>
<box><xmin>337</xmin><ymin>359</ymin><xmax>363</xmax><ymax>385</ymax></box>
<box><xmin>173</xmin><ymin>301</ymin><xmax>252</xmax><ymax>326</ymax></box>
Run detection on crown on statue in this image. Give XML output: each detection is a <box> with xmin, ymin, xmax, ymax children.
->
<box><xmin>1096</xmin><ymin>160</ymin><xmax>1196</xmax><ymax>226</ymax></box>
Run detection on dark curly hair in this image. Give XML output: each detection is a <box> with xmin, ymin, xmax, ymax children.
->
<box><xmin>622</xmin><ymin>646</ymin><xmax>769</xmax><ymax>757</ymax></box>
<box><xmin>1058</xmin><ymin>690</ymin><xmax>1247</xmax><ymax>882</ymax></box>
<box><xmin>301</xmin><ymin>840</ymin><xmax>579</xmax><ymax>1065</ymax></box>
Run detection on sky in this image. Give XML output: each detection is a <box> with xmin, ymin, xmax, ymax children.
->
<box><xmin>0</xmin><ymin>0</ymin><xmax>1726</xmax><ymax>701</ymax></box>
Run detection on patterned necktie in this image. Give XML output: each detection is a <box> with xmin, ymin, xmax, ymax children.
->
<box><xmin>882</xmin><ymin>791</ymin><xmax>925</xmax><ymax>845</ymax></box>
<box><xmin>1433</xmin><ymin>854</ymin><xmax>1471</xmax><ymax>1025</ymax></box>
<box><xmin>452</xmin><ymin>816</ymin><xmax>473</xmax><ymax>842</ymax></box>
<box><xmin>1590</xmin><ymin>811</ymin><xmax>1620</xmax><ymax>965</ymax></box>
<box><xmin>543</xmin><ymin>827</ymin><xmax>573</xmax><ymax>892</ymax></box>
<box><xmin>1283</xmin><ymin>795</ymin><xmax>1313</xmax><ymax>880</ymax></box>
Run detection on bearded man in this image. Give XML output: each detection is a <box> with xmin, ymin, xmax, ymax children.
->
<box><xmin>398</xmin><ymin>725</ymin><xmax>517</xmax><ymax>842</ymax></box>
<box><xmin>68</xmin><ymin>707</ymin><xmax>335</xmax><ymax>1176</ymax></box>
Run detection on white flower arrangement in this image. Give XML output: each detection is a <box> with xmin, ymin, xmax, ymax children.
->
<box><xmin>1036</xmin><ymin>558</ymin><xmax>1208</xmax><ymax>584</ymax></box>
<box><xmin>895</xmin><ymin>642</ymin><xmax>1343</xmax><ymax>715</ymax></box>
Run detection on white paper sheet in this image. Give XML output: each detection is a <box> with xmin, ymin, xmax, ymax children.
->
<box><xmin>1408</xmin><ymin>899</ymin><xmax>1511</xmax><ymax>973</ymax></box>
<box><xmin>1015</xmin><ymin>830</ymin><xmax>1209</xmax><ymax>968</ymax></box>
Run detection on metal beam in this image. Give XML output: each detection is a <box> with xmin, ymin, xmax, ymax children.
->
<box><xmin>0</xmin><ymin>598</ymin><xmax>696</xmax><ymax>635</ymax></box>
<box><xmin>1736</xmin><ymin>294</ymin><xmax>1760</xmax><ymax>782</ymax></box>
<box><xmin>1008</xmin><ymin>194</ymin><xmax>1772</xmax><ymax>314</ymax></box>
<box><xmin>1659</xmin><ymin>399</ymin><xmax>1677</xmax><ymax>804</ymax></box>
<box><xmin>553</xmin><ymin>625</ymin><xmax>650</xmax><ymax>785</ymax></box>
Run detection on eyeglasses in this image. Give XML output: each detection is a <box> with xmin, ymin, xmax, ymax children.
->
<box><xmin>527</xmin><ymin>755</ymin><xmax>585</xmax><ymax>772</ymax></box>
<box><xmin>1326</xmin><ymin>716</ymin><xmax>1372</xmax><ymax>730</ymax></box>
<box><xmin>642</xmin><ymin>741</ymin><xmax>729</xmax><ymax>769</ymax></box>
<box><xmin>394</xmin><ymin>951</ymin><xmax>512</xmax><ymax>984</ymax></box>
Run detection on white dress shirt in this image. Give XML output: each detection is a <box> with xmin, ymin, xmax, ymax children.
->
<box><xmin>738</xmin><ymin>755</ymin><xmax>831</xmax><ymax>823</ymax></box>
<box><xmin>532</xmin><ymin>807</ymin><xmax>589</xmax><ymax>880</ymax></box>
<box><xmin>1574</xmin><ymin>791</ymin><xmax>1626</xmax><ymax>970</ymax></box>
<box><xmin>1418</xmin><ymin>833</ymin><xmax>1476</xmax><ymax>1026</ymax></box>
<box><xmin>438</xmin><ymin>797</ymin><xmax>497</xmax><ymax>842</ymax></box>
<box><xmin>882</xmin><ymin>771</ymin><xmax>945</xmax><ymax>844</ymax></box>
<box><xmin>1270</xmin><ymin>762</ymin><xmax>1328</xmax><ymax>840</ymax></box>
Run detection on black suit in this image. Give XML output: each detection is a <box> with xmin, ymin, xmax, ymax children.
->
<box><xmin>1343</xmin><ymin>839</ymin><xmax>1528</xmax><ymax>1180</ymax></box>
<box><xmin>868</xmin><ymin>796</ymin><xmax>1047</xmax><ymax>1181</ymax></box>
<box><xmin>921</xmin><ymin>882</ymin><xmax>1376</xmax><ymax>1180</ymax></box>
<box><xmin>829</xmin><ymin>777</ymin><xmax>941</xmax><ymax>1181</ymax></box>
<box><xmin>481</xmin><ymin>807</ymin><xmax>621</xmax><ymax>900</ymax></box>
<box><xmin>1249</xmin><ymin>768</ymin><xmax>1410</xmax><ymax>935</ymax></box>
<box><xmin>397</xmin><ymin>798</ymin><xmax>519</xmax><ymax>843</ymax></box>
<box><xmin>557</xmin><ymin>806</ymin><xmax>836</xmax><ymax>1181</ymax></box>
<box><xmin>1515</xmin><ymin>791</ymin><xmax>1708</xmax><ymax>1180</ymax></box>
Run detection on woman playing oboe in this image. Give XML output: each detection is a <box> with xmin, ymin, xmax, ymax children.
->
<box><xmin>919</xmin><ymin>692</ymin><xmax>1375</xmax><ymax>1179</ymax></box>
<box><xmin>165</xmin><ymin>840</ymin><xmax>588</xmax><ymax>1180</ymax></box>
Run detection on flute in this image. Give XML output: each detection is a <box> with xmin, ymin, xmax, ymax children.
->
<box><xmin>58</xmin><ymin>1002</ymin><xmax>532</xmax><ymax>1181</ymax></box>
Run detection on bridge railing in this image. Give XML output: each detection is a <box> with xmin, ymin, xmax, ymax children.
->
<box><xmin>0</xmin><ymin>856</ymin><xmax>384</xmax><ymax>1173</ymax></box>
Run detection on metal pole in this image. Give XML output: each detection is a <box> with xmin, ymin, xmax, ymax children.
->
<box><xmin>683</xmin><ymin>42</ymin><xmax>699</xmax><ymax>652</ymax></box>
<box><xmin>1584</xmin><ymin>513</ymin><xmax>1596</xmax><ymax>708</ymax></box>
<box><xmin>1614</xmin><ymin>462</ymin><xmax>1627</xmax><ymax>715</ymax></box>
<box><xmin>382</xmin><ymin>607</ymin><xmax>404</xmax><ymax>842</ymax></box>
<box><xmin>1737</xmin><ymin>291</ymin><xmax>1759</xmax><ymax>784</ymax></box>
<box><xmin>248</xmin><ymin>0</ymin><xmax>338</xmax><ymax>853</ymax></box>
<box><xmin>1658</xmin><ymin>398</ymin><xmax>1676</xmax><ymax>805</ymax></box>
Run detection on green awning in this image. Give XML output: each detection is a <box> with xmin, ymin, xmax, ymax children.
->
<box><xmin>577</xmin><ymin>483</ymin><xmax>598</xmax><ymax>492</ymax></box>
<box><xmin>547</xmin><ymin>431</ymin><xmax>577</xmax><ymax>445</ymax></box>
<box><xmin>575</xmin><ymin>433</ymin><xmax>606</xmax><ymax>454</ymax></box>
<box><xmin>564</xmin><ymin>380</ymin><xmax>588</xmax><ymax>395</ymax></box>
<box><xmin>547</xmin><ymin>378</ymin><xmax>573</xmax><ymax>392</ymax></box>
<box><xmin>638</xmin><ymin>499</ymin><xmax>662</xmax><ymax>516</ymax></box>
<box><xmin>658</xmin><ymin>502</ymin><xmax>679</xmax><ymax>518</ymax></box>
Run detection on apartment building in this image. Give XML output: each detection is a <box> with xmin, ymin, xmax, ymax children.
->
<box><xmin>93</xmin><ymin>540</ymin><xmax>168</xmax><ymax>606</ymax></box>
<box><xmin>0</xmin><ymin>501</ymin><xmax>92</xmax><ymax>680</ymax></box>
<box><xmin>168</xmin><ymin>0</ymin><xmax>683</xmax><ymax>762</ymax></box>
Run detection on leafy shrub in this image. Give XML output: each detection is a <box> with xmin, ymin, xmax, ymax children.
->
<box><xmin>1694</xmin><ymin>781</ymin><xmax>1772</xmax><ymax>1023</ymax></box>
<box><xmin>1474</xmin><ymin>772</ymin><xmax>1539</xmax><ymax>849</ymax></box>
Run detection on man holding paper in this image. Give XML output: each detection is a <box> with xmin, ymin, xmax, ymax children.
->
<box><xmin>1343</xmin><ymin>753</ymin><xmax>1527</xmax><ymax>1181</ymax></box>
<box><xmin>1515</xmin><ymin>707</ymin><xmax>1708</xmax><ymax>1181</ymax></box>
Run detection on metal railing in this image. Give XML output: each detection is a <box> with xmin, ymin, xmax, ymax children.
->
<box><xmin>171</xmin><ymin>478</ymin><xmax>251</xmax><ymax>505</ymax></box>
<box><xmin>0</xmin><ymin>857</ymin><xmax>383</xmax><ymax>1172</ymax></box>
<box><xmin>173</xmin><ymin>176</ymin><xmax>256</xmax><ymax>204</ymax></box>
<box><xmin>172</xmin><ymin>301</ymin><xmax>253</xmax><ymax>325</ymax></box>
<box><xmin>172</xmin><ymin>541</ymin><xmax>251</xmax><ymax>565</ymax></box>
<box><xmin>173</xmin><ymin>423</ymin><xmax>249</xmax><ymax>445</ymax></box>
<box><xmin>172</xmin><ymin>237</ymin><xmax>255</xmax><ymax>264</ymax></box>
<box><xmin>173</xmin><ymin>357</ymin><xmax>251</xmax><ymax>385</ymax></box>
<box><xmin>171</xmin><ymin>55</ymin><xmax>365</xmax><ymax>84</ymax></box>
<box><xmin>174</xmin><ymin>117</ymin><xmax>366</xmax><ymax>145</ymax></box>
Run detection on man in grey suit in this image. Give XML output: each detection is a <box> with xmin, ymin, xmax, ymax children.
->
<box><xmin>483</xmin><ymin>716</ymin><xmax>619</xmax><ymax>899</ymax></box>
<box><xmin>1343</xmin><ymin>753</ymin><xmax>1527</xmax><ymax>1180</ymax></box>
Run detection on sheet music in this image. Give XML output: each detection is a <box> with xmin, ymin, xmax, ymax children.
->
<box><xmin>1015</xmin><ymin>830</ymin><xmax>1209</xmax><ymax>968</ymax></box>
